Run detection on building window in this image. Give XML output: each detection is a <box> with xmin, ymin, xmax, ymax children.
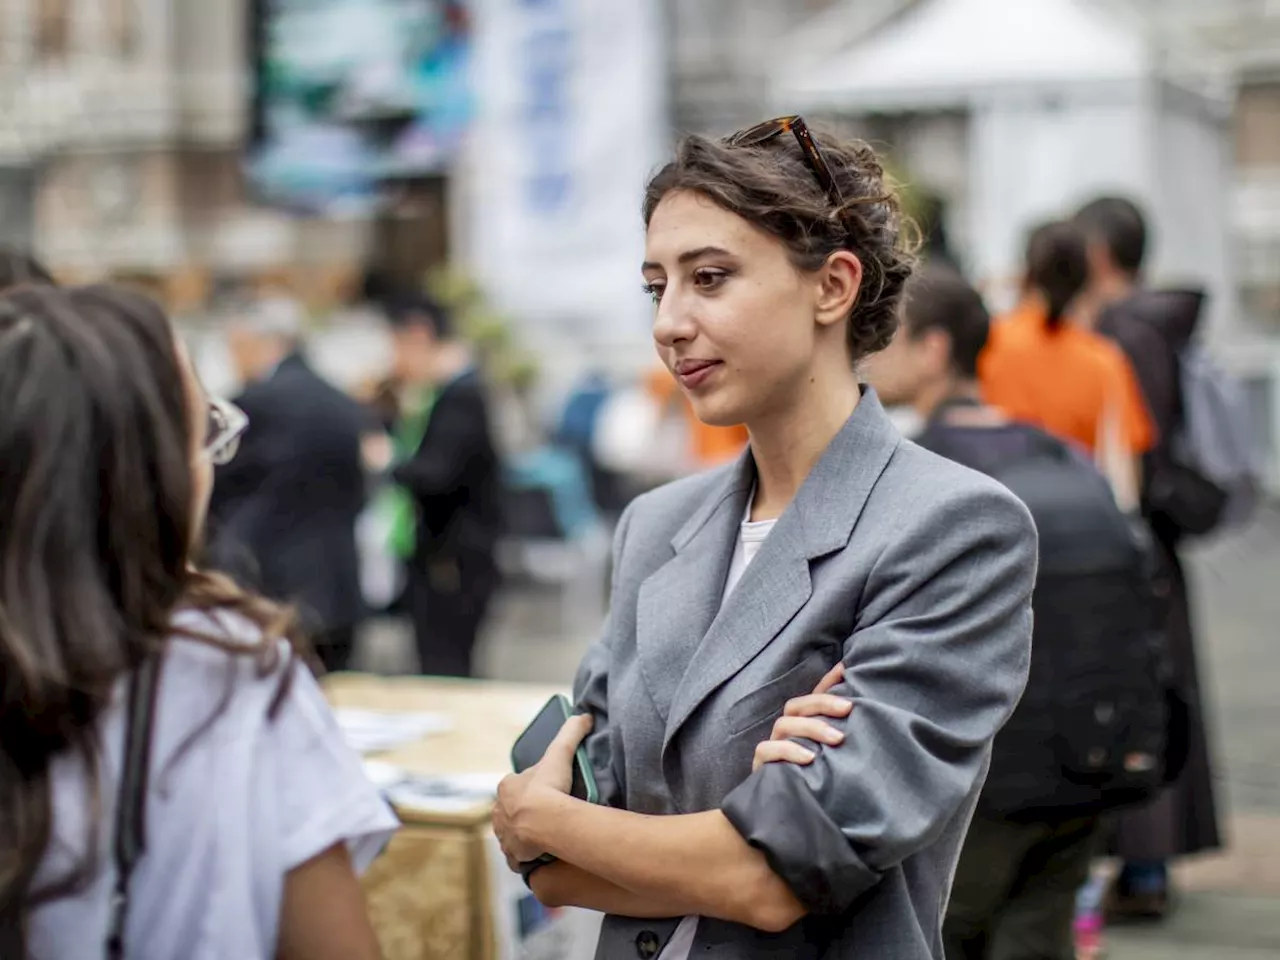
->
<box><xmin>1236</xmin><ymin>82</ymin><xmax>1280</xmax><ymax>170</ymax></box>
<box><xmin>36</xmin><ymin>0</ymin><xmax>71</xmax><ymax>60</ymax></box>
<box><xmin>89</xmin><ymin>157</ymin><xmax>142</xmax><ymax>229</ymax></box>
<box><xmin>1239</xmin><ymin>235</ymin><xmax>1280</xmax><ymax>331</ymax></box>
<box><xmin>105</xmin><ymin>0</ymin><xmax>138</xmax><ymax>58</ymax></box>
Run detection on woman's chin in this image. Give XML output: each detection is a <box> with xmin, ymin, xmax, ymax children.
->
<box><xmin>688</xmin><ymin>396</ymin><xmax>746</xmax><ymax>429</ymax></box>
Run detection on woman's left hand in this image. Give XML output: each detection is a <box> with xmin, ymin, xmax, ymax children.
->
<box><xmin>493</xmin><ymin>713</ymin><xmax>593</xmax><ymax>868</ymax></box>
<box><xmin>752</xmin><ymin>664</ymin><xmax>852</xmax><ymax>772</ymax></box>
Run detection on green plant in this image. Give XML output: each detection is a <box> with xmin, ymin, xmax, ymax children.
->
<box><xmin>424</xmin><ymin>264</ymin><xmax>539</xmax><ymax>392</ymax></box>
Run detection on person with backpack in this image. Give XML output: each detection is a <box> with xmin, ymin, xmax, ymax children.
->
<box><xmin>844</xmin><ymin>268</ymin><xmax>1173</xmax><ymax>959</ymax></box>
<box><xmin>1072</xmin><ymin>196</ymin><xmax>1245</xmax><ymax>917</ymax></box>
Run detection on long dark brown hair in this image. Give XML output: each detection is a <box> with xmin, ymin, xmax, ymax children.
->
<box><xmin>1023</xmin><ymin>220</ymin><xmax>1089</xmax><ymax>331</ymax></box>
<box><xmin>0</xmin><ymin>284</ymin><xmax>305</xmax><ymax>953</ymax></box>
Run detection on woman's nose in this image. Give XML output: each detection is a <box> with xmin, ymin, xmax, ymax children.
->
<box><xmin>652</xmin><ymin>290</ymin><xmax>696</xmax><ymax>348</ymax></box>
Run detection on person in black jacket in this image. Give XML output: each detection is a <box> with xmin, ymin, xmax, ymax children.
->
<box><xmin>207</xmin><ymin>295</ymin><xmax>371</xmax><ymax>672</ymax></box>
<box><xmin>1073</xmin><ymin>197</ymin><xmax>1222</xmax><ymax>918</ymax></box>
<box><xmin>386</xmin><ymin>293</ymin><xmax>501</xmax><ymax>678</ymax></box>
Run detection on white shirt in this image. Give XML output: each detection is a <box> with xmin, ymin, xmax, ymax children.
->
<box><xmin>28</xmin><ymin>610</ymin><xmax>399</xmax><ymax>960</ymax></box>
<box><xmin>661</xmin><ymin>509</ymin><xmax>777</xmax><ymax>960</ymax></box>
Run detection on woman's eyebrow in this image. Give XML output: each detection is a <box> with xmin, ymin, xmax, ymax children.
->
<box><xmin>641</xmin><ymin>246</ymin><xmax>736</xmax><ymax>272</ymax></box>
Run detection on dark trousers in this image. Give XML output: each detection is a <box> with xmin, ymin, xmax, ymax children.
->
<box><xmin>313</xmin><ymin>624</ymin><xmax>357</xmax><ymax>674</ymax></box>
<box><xmin>945</xmin><ymin>813</ymin><xmax>1101</xmax><ymax>960</ymax></box>
<box><xmin>408</xmin><ymin>556</ymin><xmax>496</xmax><ymax>678</ymax></box>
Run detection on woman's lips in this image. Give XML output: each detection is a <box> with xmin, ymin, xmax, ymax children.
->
<box><xmin>675</xmin><ymin>359</ymin><xmax>722</xmax><ymax>390</ymax></box>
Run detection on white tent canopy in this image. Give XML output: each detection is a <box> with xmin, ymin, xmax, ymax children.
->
<box><xmin>772</xmin><ymin>0</ymin><xmax>1239</xmax><ymax>340</ymax></box>
<box><xmin>782</xmin><ymin>0</ymin><xmax>1162</xmax><ymax>111</ymax></box>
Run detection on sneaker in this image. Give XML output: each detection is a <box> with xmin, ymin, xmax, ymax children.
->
<box><xmin>1074</xmin><ymin>911</ymin><xmax>1105</xmax><ymax>960</ymax></box>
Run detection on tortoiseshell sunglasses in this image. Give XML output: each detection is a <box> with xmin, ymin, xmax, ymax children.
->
<box><xmin>726</xmin><ymin>115</ymin><xmax>848</xmax><ymax>219</ymax></box>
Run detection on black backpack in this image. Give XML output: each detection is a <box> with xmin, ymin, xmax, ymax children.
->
<box><xmin>916</xmin><ymin>419</ymin><xmax>1183</xmax><ymax>818</ymax></box>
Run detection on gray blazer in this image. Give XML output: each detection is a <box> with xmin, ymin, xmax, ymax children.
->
<box><xmin>573</xmin><ymin>390</ymin><xmax>1037</xmax><ymax>959</ymax></box>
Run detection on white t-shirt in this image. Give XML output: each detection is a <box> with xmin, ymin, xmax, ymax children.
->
<box><xmin>27</xmin><ymin>610</ymin><xmax>399</xmax><ymax>960</ymax></box>
<box><xmin>661</xmin><ymin>510</ymin><xmax>777</xmax><ymax>960</ymax></box>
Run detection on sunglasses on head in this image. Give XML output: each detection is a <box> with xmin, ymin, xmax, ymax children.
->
<box><xmin>726</xmin><ymin>115</ymin><xmax>848</xmax><ymax>220</ymax></box>
<box><xmin>205</xmin><ymin>396</ymin><xmax>248</xmax><ymax>466</ymax></box>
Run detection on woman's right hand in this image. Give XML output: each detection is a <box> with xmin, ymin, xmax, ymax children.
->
<box><xmin>752</xmin><ymin>664</ymin><xmax>853</xmax><ymax>773</ymax></box>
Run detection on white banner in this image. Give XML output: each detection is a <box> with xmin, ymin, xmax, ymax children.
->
<box><xmin>465</xmin><ymin>0</ymin><xmax>668</xmax><ymax>364</ymax></box>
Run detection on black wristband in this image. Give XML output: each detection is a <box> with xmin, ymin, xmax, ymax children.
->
<box><xmin>519</xmin><ymin>853</ymin><xmax>558</xmax><ymax>886</ymax></box>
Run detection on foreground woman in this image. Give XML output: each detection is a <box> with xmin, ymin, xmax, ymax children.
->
<box><xmin>0</xmin><ymin>285</ymin><xmax>396</xmax><ymax>958</ymax></box>
<box><xmin>493</xmin><ymin>118</ymin><xmax>1038</xmax><ymax>959</ymax></box>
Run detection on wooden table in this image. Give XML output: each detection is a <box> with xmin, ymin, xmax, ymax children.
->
<box><xmin>324</xmin><ymin>673</ymin><xmax>567</xmax><ymax>960</ymax></box>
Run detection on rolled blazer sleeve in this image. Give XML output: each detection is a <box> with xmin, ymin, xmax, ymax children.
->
<box><xmin>570</xmin><ymin>502</ymin><xmax>636</xmax><ymax>810</ymax></box>
<box><xmin>721</xmin><ymin>484</ymin><xmax>1037</xmax><ymax>914</ymax></box>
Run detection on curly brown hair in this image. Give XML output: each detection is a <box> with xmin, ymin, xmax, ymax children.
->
<box><xmin>643</xmin><ymin>127</ymin><xmax>917</xmax><ymax>364</ymax></box>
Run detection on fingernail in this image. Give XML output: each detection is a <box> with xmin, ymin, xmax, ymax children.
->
<box><xmin>799</xmin><ymin>749</ymin><xmax>816</xmax><ymax>762</ymax></box>
<box><xmin>825</xmin><ymin>731</ymin><xmax>844</xmax><ymax>745</ymax></box>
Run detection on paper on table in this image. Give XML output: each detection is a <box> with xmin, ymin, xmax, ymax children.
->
<box><xmin>362</xmin><ymin>761</ymin><xmax>506</xmax><ymax>814</ymax></box>
<box><xmin>335</xmin><ymin>708</ymin><xmax>453</xmax><ymax>753</ymax></box>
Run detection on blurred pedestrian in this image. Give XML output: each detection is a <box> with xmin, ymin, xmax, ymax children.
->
<box><xmin>0</xmin><ymin>284</ymin><xmax>395</xmax><ymax>960</ymax></box>
<box><xmin>207</xmin><ymin>295</ymin><xmax>371</xmax><ymax>673</ymax></box>
<box><xmin>1074</xmin><ymin>196</ymin><xmax>1223</xmax><ymax>917</ymax></box>
<box><xmin>915</xmin><ymin>189</ymin><xmax>963</xmax><ymax>275</ymax></box>
<box><xmin>867</xmin><ymin>268</ymin><xmax>1171</xmax><ymax>960</ymax></box>
<box><xmin>385</xmin><ymin>292</ymin><xmax>501</xmax><ymax>678</ymax></box>
<box><xmin>980</xmin><ymin>221</ymin><xmax>1154</xmax><ymax>473</ymax></box>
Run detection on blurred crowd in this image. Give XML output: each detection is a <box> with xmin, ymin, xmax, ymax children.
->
<box><xmin>181</xmin><ymin>191</ymin><xmax>1245</xmax><ymax>959</ymax></box>
<box><xmin>864</xmin><ymin>195</ymin><xmax>1243</xmax><ymax>959</ymax></box>
<box><xmin>0</xmin><ymin>170</ymin><xmax>1259</xmax><ymax>960</ymax></box>
<box><xmin>192</xmin><ymin>280</ymin><xmax>752</xmax><ymax>685</ymax></box>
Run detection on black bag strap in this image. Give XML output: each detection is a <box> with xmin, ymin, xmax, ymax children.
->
<box><xmin>105</xmin><ymin>654</ymin><xmax>161</xmax><ymax>960</ymax></box>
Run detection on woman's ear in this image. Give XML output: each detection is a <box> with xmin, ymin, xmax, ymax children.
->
<box><xmin>815</xmin><ymin>251</ymin><xmax>863</xmax><ymax>329</ymax></box>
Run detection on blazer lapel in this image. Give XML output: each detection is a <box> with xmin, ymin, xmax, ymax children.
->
<box><xmin>662</xmin><ymin>512</ymin><xmax>813</xmax><ymax>754</ymax></box>
<box><xmin>635</xmin><ymin>455</ymin><xmax>754</xmax><ymax>723</ymax></box>
<box><xmin>661</xmin><ymin>388</ymin><xmax>903</xmax><ymax>755</ymax></box>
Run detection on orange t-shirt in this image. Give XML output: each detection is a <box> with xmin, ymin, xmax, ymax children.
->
<box><xmin>645</xmin><ymin>368</ymin><xmax>749</xmax><ymax>467</ymax></box>
<box><xmin>979</xmin><ymin>306</ymin><xmax>1155</xmax><ymax>455</ymax></box>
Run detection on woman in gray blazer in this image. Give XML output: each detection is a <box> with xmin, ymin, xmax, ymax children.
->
<box><xmin>493</xmin><ymin>118</ymin><xmax>1038</xmax><ymax>960</ymax></box>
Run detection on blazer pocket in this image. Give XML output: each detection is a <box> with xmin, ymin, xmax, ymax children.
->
<box><xmin>727</xmin><ymin>650</ymin><xmax>838</xmax><ymax>738</ymax></box>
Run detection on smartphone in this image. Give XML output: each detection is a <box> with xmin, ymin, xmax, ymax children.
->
<box><xmin>510</xmin><ymin>694</ymin><xmax>600</xmax><ymax>804</ymax></box>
